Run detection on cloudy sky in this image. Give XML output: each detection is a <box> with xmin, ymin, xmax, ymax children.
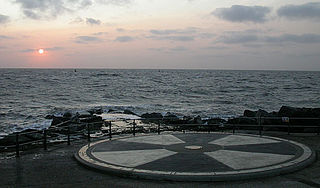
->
<box><xmin>0</xmin><ymin>0</ymin><xmax>320</xmax><ymax>70</ymax></box>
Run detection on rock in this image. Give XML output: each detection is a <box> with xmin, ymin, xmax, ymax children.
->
<box><xmin>63</xmin><ymin>112</ymin><xmax>72</xmax><ymax>118</ymax></box>
<box><xmin>123</xmin><ymin>110</ymin><xmax>137</xmax><ymax>115</ymax></box>
<box><xmin>88</xmin><ymin>108</ymin><xmax>103</xmax><ymax>115</ymax></box>
<box><xmin>227</xmin><ymin>117</ymin><xmax>257</xmax><ymax>125</ymax></box>
<box><xmin>77</xmin><ymin>111</ymin><xmax>91</xmax><ymax>118</ymax></box>
<box><xmin>278</xmin><ymin>106</ymin><xmax>320</xmax><ymax>117</ymax></box>
<box><xmin>45</xmin><ymin>115</ymin><xmax>54</xmax><ymax>119</ymax></box>
<box><xmin>51</xmin><ymin>116</ymin><xmax>70</xmax><ymax>126</ymax></box>
<box><xmin>141</xmin><ymin>113</ymin><xmax>163</xmax><ymax>119</ymax></box>
<box><xmin>243</xmin><ymin>110</ymin><xmax>256</xmax><ymax>117</ymax></box>
<box><xmin>164</xmin><ymin>112</ymin><xmax>178</xmax><ymax>119</ymax></box>
<box><xmin>107</xmin><ymin>109</ymin><xmax>116</xmax><ymax>113</ymax></box>
<box><xmin>207</xmin><ymin>118</ymin><xmax>226</xmax><ymax>125</ymax></box>
<box><xmin>256</xmin><ymin>109</ymin><xmax>270</xmax><ymax>117</ymax></box>
<box><xmin>192</xmin><ymin>116</ymin><xmax>203</xmax><ymax>124</ymax></box>
<box><xmin>243</xmin><ymin>109</ymin><xmax>270</xmax><ymax>117</ymax></box>
<box><xmin>79</xmin><ymin>115</ymin><xmax>102</xmax><ymax>123</ymax></box>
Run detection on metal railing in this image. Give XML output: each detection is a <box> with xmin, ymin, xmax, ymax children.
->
<box><xmin>1</xmin><ymin>116</ymin><xmax>319</xmax><ymax>158</ymax></box>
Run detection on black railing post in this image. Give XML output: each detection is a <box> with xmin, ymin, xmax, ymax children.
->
<box><xmin>67</xmin><ymin>124</ymin><xmax>70</xmax><ymax>145</ymax></box>
<box><xmin>87</xmin><ymin>123</ymin><xmax>91</xmax><ymax>142</ymax></box>
<box><xmin>259</xmin><ymin>116</ymin><xmax>262</xmax><ymax>136</ymax></box>
<box><xmin>133</xmin><ymin>120</ymin><xmax>136</xmax><ymax>136</ymax></box>
<box><xmin>317</xmin><ymin>119</ymin><xmax>320</xmax><ymax>135</ymax></box>
<box><xmin>43</xmin><ymin>129</ymin><xmax>47</xmax><ymax>151</ymax></box>
<box><xmin>15</xmin><ymin>133</ymin><xmax>20</xmax><ymax>158</ymax></box>
<box><xmin>157</xmin><ymin>120</ymin><xmax>161</xmax><ymax>135</ymax></box>
<box><xmin>108</xmin><ymin>121</ymin><xmax>112</xmax><ymax>139</ymax></box>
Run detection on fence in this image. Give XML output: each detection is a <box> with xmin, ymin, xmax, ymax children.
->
<box><xmin>1</xmin><ymin>116</ymin><xmax>319</xmax><ymax>158</ymax></box>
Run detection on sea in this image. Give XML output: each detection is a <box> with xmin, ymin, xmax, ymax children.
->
<box><xmin>0</xmin><ymin>69</ymin><xmax>319</xmax><ymax>137</ymax></box>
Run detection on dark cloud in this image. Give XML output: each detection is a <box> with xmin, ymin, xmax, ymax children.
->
<box><xmin>0</xmin><ymin>14</ymin><xmax>10</xmax><ymax>24</ymax></box>
<box><xmin>277</xmin><ymin>2</ymin><xmax>320</xmax><ymax>20</ymax></box>
<box><xmin>202</xmin><ymin>46</ymin><xmax>228</xmax><ymax>50</ymax></box>
<box><xmin>148</xmin><ymin>35</ymin><xmax>194</xmax><ymax>41</ymax></box>
<box><xmin>117</xmin><ymin>28</ymin><xmax>125</xmax><ymax>32</ymax></box>
<box><xmin>198</xmin><ymin>33</ymin><xmax>216</xmax><ymax>39</ymax></box>
<box><xmin>15</xmin><ymin>0</ymin><xmax>94</xmax><ymax>20</ymax></box>
<box><xmin>148</xmin><ymin>46</ymin><xmax>188</xmax><ymax>52</ymax></box>
<box><xmin>70</xmin><ymin>17</ymin><xmax>84</xmax><ymax>24</ymax></box>
<box><xmin>80</xmin><ymin>0</ymin><xmax>93</xmax><ymax>8</ymax></box>
<box><xmin>150</xmin><ymin>28</ymin><xmax>197</xmax><ymax>35</ymax></box>
<box><xmin>114</xmin><ymin>36</ymin><xmax>134</xmax><ymax>42</ymax></box>
<box><xmin>15</xmin><ymin>0</ymin><xmax>69</xmax><ymax>19</ymax></box>
<box><xmin>70</xmin><ymin>17</ymin><xmax>102</xmax><ymax>25</ymax></box>
<box><xmin>23</xmin><ymin>10</ymin><xmax>41</xmax><ymax>19</ymax></box>
<box><xmin>20</xmin><ymin>49</ymin><xmax>34</xmax><ymax>53</ymax></box>
<box><xmin>86</xmin><ymin>18</ymin><xmax>101</xmax><ymax>25</ymax></box>
<box><xmin>216</xmin><ymin>31</ymin><xmax>320</xmax><ymax>45</ymax></box>
<box><xmin>92</xmin><ymin>32</ymin><xmax>108</xmax><ymax>35</ymax></box>
<box><xmin>169</xmin><ymin>46</ymin><xmax>188</xmax><ymax>52</ymax></box>
<box><xmin>216</xmin><ymin>34</ymin><xmax>259</xmax><ymax>44</ymax></box>
<box><xmin>213</xmin><ymin>5</ymin><xmax>271</xmax><ymax>23</ymax></box>
<box><xmin>20</xmin><ymin>46</ymin><xmax>63</xmax><ymax>53</ymax></box>
<box><xmin>265</xmin><ymin>34</ymin><xmax>320</xmax><ymax>44</ymax></box>
<box><xmin>96</xmin><ymin>0</ymin><xmax>132</xmax><ymax>6</ymax></box>
<box><xmin>0</xmin><ymin>35</ymin><xmax>13</xmax><ymax>39</ymax></box>
<box><xmin>75</xmin><ymin>35</ymin><xmax>102</xmax><ymax>43</ymax></box>
<box><xmin>148</xmin><ymin>47</ymin><xmax>165</xmax><ymax>52</ymax></box>
<box><xmin>46</xmin><ymin>47</ymin><xmax>64</xmax><ymax>51</ymax></box>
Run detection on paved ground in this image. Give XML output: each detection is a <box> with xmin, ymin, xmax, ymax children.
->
<box><xmin>75</xmin><ymin>133</ymin><xmax>315</xmax><ymax>181</ymax></box>
<box><xmin>1</xmin><ymin>131</ymin><xmax>320</xmax><ymax>187</ymax></box>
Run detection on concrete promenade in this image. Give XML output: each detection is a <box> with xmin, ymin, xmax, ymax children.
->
<box><xmin>1</xmin><ymin>131</ymin><xmax>319</xmax><ymax>188</ymax></box>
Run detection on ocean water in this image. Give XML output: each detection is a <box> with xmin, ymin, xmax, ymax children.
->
<box><xmin>1</xmin><ymin>69</ymin><xmax>319</xmax><ymax>135</ymax></box>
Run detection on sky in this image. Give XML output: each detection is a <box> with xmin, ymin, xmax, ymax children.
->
<box><xmin>0</xmin><ymin>0</ymin><xmax>320</xmax><ymax>70</ymax></box>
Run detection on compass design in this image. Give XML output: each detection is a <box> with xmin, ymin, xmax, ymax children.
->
<box><xmin>75</xmin><ymin>133</ymin><xmax>315</xmax><ymax>181</ymax></box>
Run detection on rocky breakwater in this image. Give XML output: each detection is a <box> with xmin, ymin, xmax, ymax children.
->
<box><xmin>227</xmin><ymin>106</ymin><xmax>320</xmax><ymax>132</ymax></box>
<box><xmin>140</xmin><ymin>112</ymin><xmax>226</xmax><ymax>132</ymax></box>
<box><xmin>0</xmin><ymin>110</ymin><xmax>104</xmax><ymax>148</ymax></box>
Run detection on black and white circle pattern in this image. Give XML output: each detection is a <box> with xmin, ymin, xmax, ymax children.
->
<box><xmin>83</xmin><ymin>133</ymin><xmax>307</xmax><ymax>173</ymax></box>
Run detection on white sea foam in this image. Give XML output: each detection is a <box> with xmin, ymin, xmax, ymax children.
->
<box><xmin>29</xmin><ymin>119</ymin><xmax>53</xmax><ymax>130</ymax></box>
<box><xmin>10</xmin><ymin>120</ymin><xmax>53</xmax><ymax>133</ymax></box>
<box><xmin>99</xmin><ymin>113</ymin><xmax>141</xmax><ymax>120</ymax></box>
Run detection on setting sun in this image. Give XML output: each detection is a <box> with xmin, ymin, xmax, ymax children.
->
<box><xmin>38</xmin><ymin>49</ymin><xmax>44</xmax><ymax>54</ymax></box>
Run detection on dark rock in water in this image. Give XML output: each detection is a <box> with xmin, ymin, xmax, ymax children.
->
<box><xmin>278</xmin><ymin>106</ymin><xmax>320</xmax><ymax>125</ymax></box>
<box><xmin>77</xmin><ymin>111</ymin><xmax>91</xmax><ymax>118</ymax></box>
<box><xmin>107</xmin><ymin>109</ymin><xmax>116</xmax><ymax>113</ymax></box>
<box><xmin>207</xmin><ymin>118</ymin><xmax>226</xmax><ymax>125</ymax></box>
<box><xmin>278</xmin><ymin>106</ymin><xmax>320</xmax><ymax>118</ymax></box>
<box><xmin>79</xmin><ymin>115</ymin><xmax>102</xmax><ymax>123</ymax></box>
<box><xmin>141</xmin><ymin>113</ymin><xmax>163</xmax><ymax>119</ymax></box>
<box><xmin>227</xmin><ymin>117</ymin><xmax>257</xmax><ymax>125</ymax></box>
<box><xmin>45</xmin><ymin>115</ymin><xmax>54</xmax><ymax>119</ymax></box>
<box><xmin>63</xmin><ymin>112</ymin><xmax>73</xmax><ymax>118</ymax></box>
<box><xmin>123</xmin><ymin>109</ymin><xmax>137</xmax><ymax>115</ymax></box>
<box><xmin>243</xmin><ymin>110</ymin><xmax>256</xmax><ymax>117</ymax></box>
<box><xmin>191</xmin><ymin>115</ymin><xmax>203</xmax><ymax>124</ymax></box>
<box><xmin>243</xmin><ymin>109</ymin><xmax>271</xmax><ymax>117</ymax></box>
<box><xmin>242</xmin><ymin>109</ymin><xmax>278</xmax><ymax>125</ymax></box>
<box><xmin>88</xmin><ymin>108</ymin><xmax>103</xmax><ymax>115</ymax></box>
<box><xmin>51</xmin><ymin>116</ymin><xmax>70</xmax><ymax>126</ymax></box>
<box><xmin>164</xmin><ymin>112</ymin><xmax>178</xmax><ymax>119</ymax></box>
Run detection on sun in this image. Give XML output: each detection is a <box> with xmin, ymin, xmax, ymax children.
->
<box><xmin>38</xmin><ymin>49</ymin><xmax>44</xmax><ymax>54</ymax></box>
